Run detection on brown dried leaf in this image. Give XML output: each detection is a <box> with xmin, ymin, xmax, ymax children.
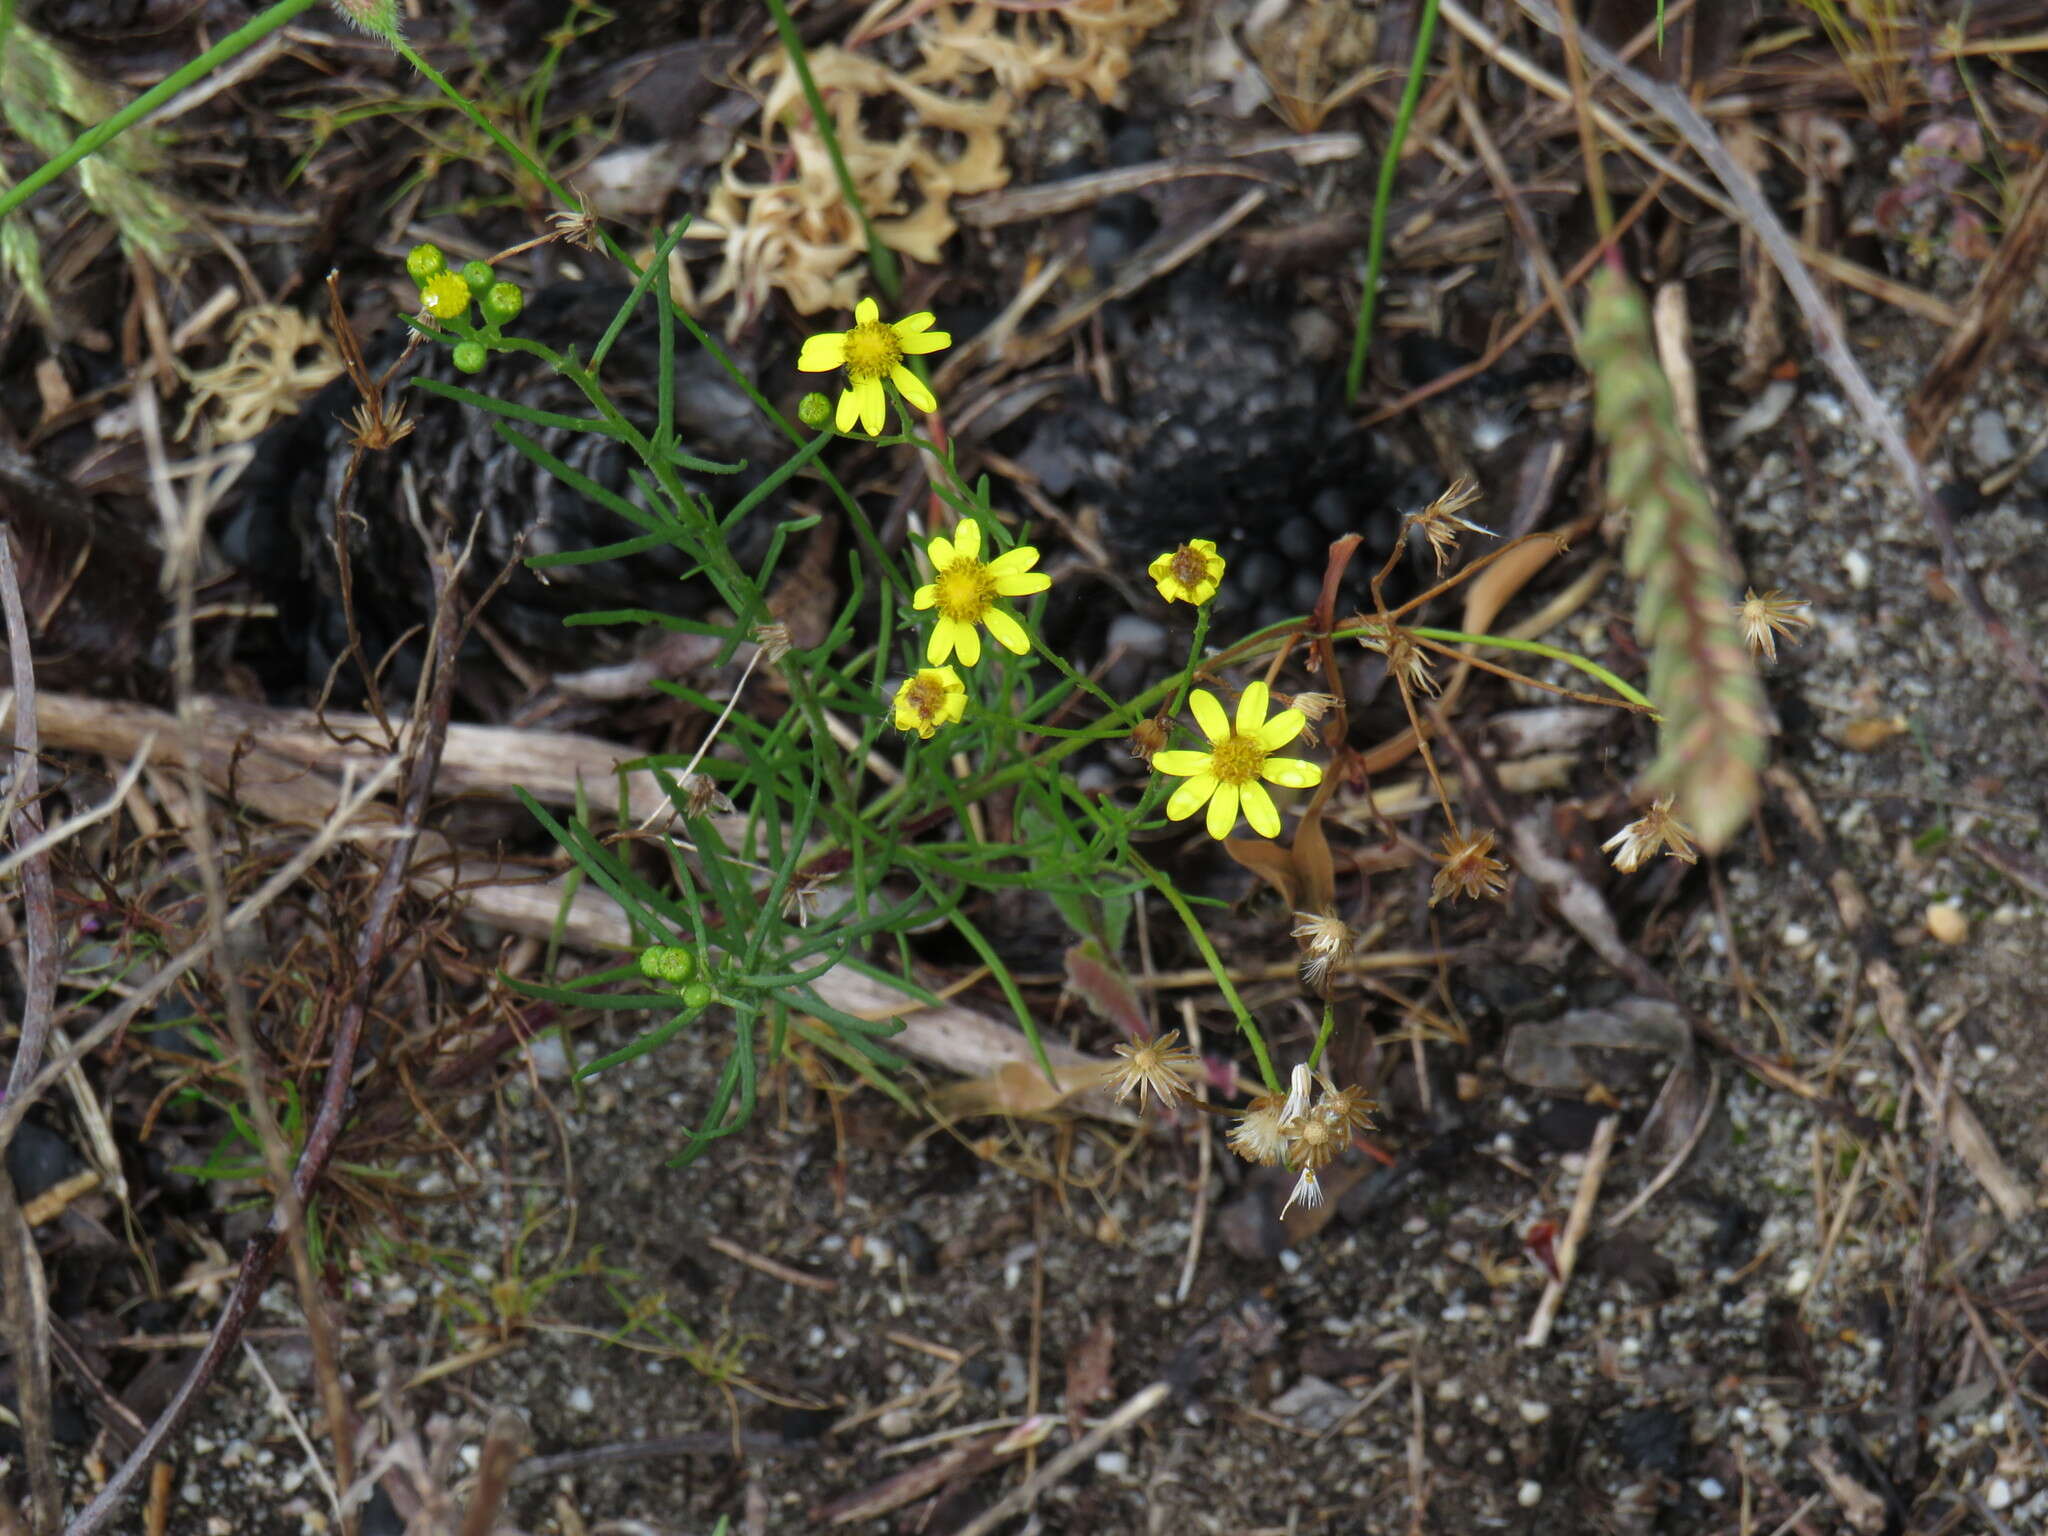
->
<box><xmin>1064</xmin><ymin>940</ymin><xmax>1147</xmax><ymax>1039</ymax></box>
<box><xmin>1063</xmin><ymin>1314</ymin><xmax>1116</xmax><ymax>1437</ymax></box>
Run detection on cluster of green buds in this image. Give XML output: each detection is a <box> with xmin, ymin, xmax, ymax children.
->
<box><xmin>637</xmin><ymin>944</ymin><xmax>714</xmax><ymax>1012</ymax></box>
<box><xmin>404</xmin><ymin>242</ymin><xmax>525</xmax><ymax>374</ymax></box>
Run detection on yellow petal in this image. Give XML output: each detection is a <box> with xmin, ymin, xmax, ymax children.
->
<box><xmin>952</xmin><ymin>518</ymin><xmax>981</xmax><ymax>560</ymax></box>
<box><xmin>993</xmin><ymin>571</ymin><xmax>1051</xmax><ymax>598</ymax></box>
<box><xmin>1204</xmin><ymin>781</ymin><xmax>1241</xmax><ymax>841</ymax></box>
<box><xmin>892</xmin><ymin>312</ymin><xmax>936</xmax><ymax>335</ymax></box>
<box><xmin>797</xmin><ymin>333</ymin><xmax>847</xmax><ymax>371</ymax></box>
<box><xmin>913</xmin><ymin>583</ymin><xmax>938</xmax><ymax>611</ymax></box>
<box><xmin>1256</xmin><ymin>709</ymin><xmax>1307</xmax><ymax>750</ymax></box>
<box><xmin>855</xmin><ymin>297</ymin><xmax>879</xmax><ymax>325</ymax></box>
<box><xmin>1189</xmin><ymin>690</ymin><xmax>1229</xmax><ymax>745</ymax></box>
<box><xmin>1165</xmin><ymin>774</ymin><xmax>1215</xmax><ymax>821</ymax></box>
<box><xmin>983</xmin><ymin>606</ymin><xmax>1029</xmax><ymax>655</ymax></box>
<box><xmin>1236</xmin><ymin>680</ymin><xmax>1270</xmax><ymax>736</ymax></box>
<box><xmin>1261</xmin><ymin>757</ymin><xmax>1324</xmax><ymax>789</ymax></box>
<box><xmin>900</xmin><ymin>330</ymin><xmax>951</xmax><ymax>354</ymax></box>
<box><xmin>1240</xmin><ymin>781</ymin><xmax>1281</xmax><ymax>838</ymax></box>
<box><xmin>856</xmin><ymin>376</ymin><xmax>886</xmax><ymax>436</ymax></box>
<box><xmin>1147</xmin><ymin>550</ymin><xmax>1175</xmax><ymax>585</ymax></box>
<box><xmin>926</xmin><ymin>534</ymin><xmax>956</xmax><ymax>568</ymax></box>
<box><xmin>926</xmin><ymin>620</ymin><xmax>955</xmax><ymax>666</ymax></box>
<box><xmin>1152</xmin><ymin>750</ymin><xmax>1211</xmax><ymax>777</ymax></box>
<box><xmin>953</xmin><ymin>619</ymin><xmax>982</xmax><ymax>667</ymax></box>
<box><xmin>834</xmin><ymin>387</ymin><xmax>859</xmax><ymax>433</ymax></box>
<box><xmin>892</xmin><ymin>365</ymin><xmax>937</xmax><ymax>413</ymax></box>
<box><xmin>986</xmin><ymin>547</ymin><xmax>1038</xmax><ymax>577</ymax></box>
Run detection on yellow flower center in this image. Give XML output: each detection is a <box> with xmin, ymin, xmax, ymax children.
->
<box><xmin>933</xmin><ymin>558</ymin><xmax>996</xmax><ymax>624</ymax></box>
<box><xmin>842</xmin><ymin>320</ymin><xmax>904</xmax><ymax>383</ymax></box>
<box><xmin>904</xmin><ymin>674</ymin><xmax>947</xmax><ymax>722</ymax></box>
<box><xmin>1208</xmin><ymin>733</ymin><xmax>1265</xmax><ymax>786</ymax></box>
<box><xmin>1170</xmin><ymin>544</ymin><xmax>1211</xmax><ymax>589</ymax></box>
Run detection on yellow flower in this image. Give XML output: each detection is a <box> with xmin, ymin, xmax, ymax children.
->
<box><xmin>1152</xmin><ymin>681</ymin><xmax>1324</xmax><ymax>840</ymax></box>
<box><xmin>796</xmin><ymin>298</ymin><xmax>952</xmax><ymax>437</ymax></box>
<box><xmin>418</xmin><ymin>271</ymin><xmax>471</xmax><ymax>321</ymax></box>
<box><xmin>911</xmin><ymin>518</ymin><xmax>1049</xmax><ymax>667</ymax></box>
<box><xmin>1147</xmin><ymin>539</ymin><xmax>1226</xmax><ymax>605</ymax></box>
<box><xmin>891</xmin><ymin>667</ymin><xmax>967</xmax><ymax>739</ymax></box>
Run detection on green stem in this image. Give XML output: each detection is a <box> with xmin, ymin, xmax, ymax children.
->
<box><xmin>1402</xmin><ymin>626</ymin><xmax>1655</xmax><ymax>711</ymax></box>
<box><xmin>1136</xmin><ymin>858</ymin><xmax>1279</xmax><ymax>1095</ymax></box>
<box><xmin>0</xmin><ymin>0</ymin><xmax>327</xmax><ymax>227</ymax></box>
<box><xmin>1343</xmin><ymin>0</ymin><xmax>1441</xmax><ymax>406</ymax></box>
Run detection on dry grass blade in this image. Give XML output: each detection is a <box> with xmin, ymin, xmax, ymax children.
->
<box><xmin>1581</xmin><ymin>263</ymin><xmax>1765</xmax><ymax>852</ymax></box>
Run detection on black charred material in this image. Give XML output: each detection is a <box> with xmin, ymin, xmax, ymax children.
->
<box><xmin>222</xmin><ymin>285</ymin><xmax>784</xmax><ymax>700</ymax></box>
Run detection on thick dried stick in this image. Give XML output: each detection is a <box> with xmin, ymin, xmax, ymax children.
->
<box><xmin>0</xmin><ymin>532</ymin><xmax>58</xmax><ymax>1102</ymax></box>
<box><xmin>0</xmin><ymin>533</ymin><xmax>63</xmax><ymax>1533</ymax></box>
<box><xmin>1523</xmin><ymin>1112</ymin><xmax>1618</xmax><ymax>1347</ymax></box>
<box><xmin>62</xmin><ymin>544</ymin><xmax>466</xmax><ymax>1536</ymax></box>
<box><xmin>1513</xmin><ymin>0</ymin><xmax>2048</xmax><ymax>719</ymax></box>
<box><xmin>1767</xmin><ymin>765</ymin><xmax>2030</xmax><ymax>1222</ymax></box>
<box><xmin>947</xmin><ymin>1382</ymin><xmax>1171</xmax><ymax>1536</ymax></box>
<box><xmin>1907</xmin><ymin>147</ymin><xmax>2048</xmax><ymax>457</ymax></box>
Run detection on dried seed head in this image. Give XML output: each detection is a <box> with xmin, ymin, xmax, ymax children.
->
<box><xmin>1227</xmin><ymin>1092</ymin><xmax>1290</xmax><ymax>1165</ymax></box>
<box><xmin>1736</xmin><ymin>588</ymin><xmax>1813</xmax><ymax>663</ymax></box>
<box><xmin>753</xmin><ymin>622</ymin><xmax>794</xmax><ymax>663</ymax></box>
<box><xmin>1127</xmin><ymin>714</ymin><xmax>1169</xmax><ymax>764</ymax></box>
<box><xmin>1356</xmin><ymin>619</ymin><xmax>1438</xmax><ymax>697</ymax></box>
<box><xmin>1407</xmin><ymin>477</ymin><xmax>1494</xmax><ymax>572</ymax></box>
<box><xmin>1283</xmin><ymin>1105</ymin><xmax>1347</xmax><ymax>1171</ymax></box>
<box><xmin>1431</xmin><ymin>826</ymin><xmax>1509</xmax><ymax>906</ymax></box>
<box><xmin>1104</xmin><ymin>1029</ymin><xmax>1199</xmax><ymax>1110</ymax></box>
<box><xmin>1279</xmin><ymin>1167</ymin><xmax>1324</xmax><ymax>1217</ymax></box>
<box><xmin>548</xmin><ymin>204</ymin><xmax>603</xmax><ymax>252</ymax></box>
<box><xmin>1314</xmin><ymin>1080</ymin><xmax>1376</xmax><ymax>1134</ymax></box>
<box><xmin>1601</xmin><ymin>794</ymin><xmax>1700</xmax><ymax>874</ymax></box>
<box><xmin>1289</xmin><ymin>909</ymin><xmax>1353</xmax><ymax>991</ymax></box>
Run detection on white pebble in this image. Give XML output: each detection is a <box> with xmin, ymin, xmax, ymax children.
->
<box><xmin>1784</xmin><ymin>1262</ymin><xmax>1812</xmax><ymax>1296</ymax></box>
<box><xmin>1782</xmin><ymin>922</ymin><xmax>1811</xmax><ymax>947</ymax></box>
<box><xmin>566</xmin><ymin>1384</ymin><xmax>595</xmax><ymax>1414</ymax></box>
<box><xmin>1699</xmin><ymin>1478</ymin><xmax>1726</xmax><ymax>1500</ymax></box>
<box><xmin>1988</xmin><ymin>1478</ymin><xmax>2014</xmax><ymax>1511</ymax></box>
<box><xmin>1095</xmin><ymin>1450</ymin><xmax>1131</xmax><ymax>1478</ymax></box>
<box><xmin>1278</xmin><ymin>1249</ymin><xmax>1304</xmax><ymax>1275</ymax></box>
<box><xmin>1842</xmin><ymin>549</ymin><xmax>1872</xmax><ymax>590</ymax></box>
<box><xmin>1518</xmin><ymin>1481</ymin><xmax>1542</xmax><ymax>1508</ymax></box>
<box><xmin>1518</xmin><ymin>1400</ymin><xmax>1552</xmax><ymax>1425</ymax></box>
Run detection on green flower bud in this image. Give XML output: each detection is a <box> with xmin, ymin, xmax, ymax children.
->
<box><xmin>637</xmin><ymin>945</ymin><xmax>698</xmax><ymax>985</ymax></box>
<box><xmin>418</xmin><ymin>271</ymin><xmax>470</xmax><ymax>321</ymax></box>
<box><xmin>797</xmin><ymin>392</ymin><xmax>832</xmax><ymax>429</ymax></box>
<box><xmin>404</xmin><ymin>243</ymin><xmax>446</xmax><ymax>285</ymax></box>
<box><xmin>680</xmin><ymin>981</ymin><xmax>714</xmax><ymax>1011</ymax></box>
<box><xmin>452</xmin><ymin>341</ymin><xmax>488</xmax><ymax>374</ymax></box>
<box><xmin>482</xmin><ymin>282</ymin><xmax>524</xmax><ymax>326</ymax></box>
<box><xmin>460</xmin><ymin>259</ymin><xmax>495</xmax><ymax>295</ymax></box>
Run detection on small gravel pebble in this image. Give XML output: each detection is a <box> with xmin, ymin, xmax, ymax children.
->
<box><xmin>1517</xmin><ymin>1481</ymin><xmax>1541</xmax><ymax>1508</ymax></box>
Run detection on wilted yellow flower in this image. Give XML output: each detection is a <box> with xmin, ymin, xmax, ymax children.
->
<box><xmin>891</xmin><ymin>667</ymin><xmax>967</xmax><ymax>740</ymax></box>
<box><xmin>1152</xmin><ymin>681</ymin><xmax>1323</xmax><ymax>841</ymax></box>
<box><xmin>1430</xmin><ymin>826</ymin><xmax>1509</xmax><ymax>905</ymax></box>
<box><xmin>1601</xmin><ymin>794</ymin><xmax>1700</xmax><ymax>873</ymax></box>
<box><xmin>911</xmin><ymin>518</ymin><xmax>1050</xmax><ymax>667</ymax></box>
<box><xmin>1147</xmin><ymin>539</ymin><xmax>1227</xmax><ymax>605</ymax></box>
<box><xmin>1127</xmin><ymin>714</ymin><xmax>1169</xmax><ymax>763</ymax></box>
<box><xmin>796</xmin><ymin>298</ymin><xmax>952</xmax><ymax>437</ymax></box>
<box><xmin>1104</xmin><ymin>1029</ymin><xmax>1199</xmax><ymax>1110</ymax></box>
<box><xmin>1736</xmin><ymin>588</ymin><xmax>1813</xmax><ymax>663</ymax></box>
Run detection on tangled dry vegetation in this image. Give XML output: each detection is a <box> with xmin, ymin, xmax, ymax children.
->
<box><xmin>5</xmin><ymin>1</ymin><xmax>2048</xmax><ymax>1534</ymax></box>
